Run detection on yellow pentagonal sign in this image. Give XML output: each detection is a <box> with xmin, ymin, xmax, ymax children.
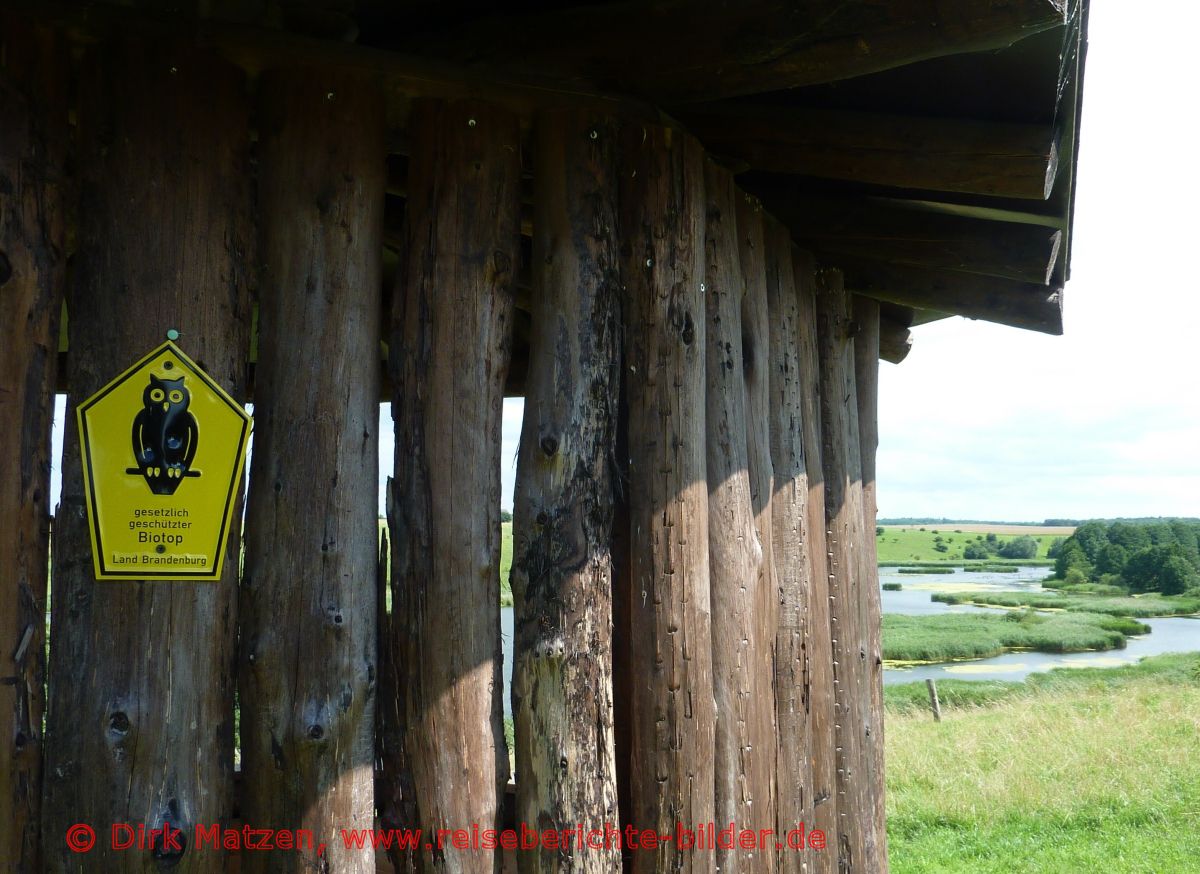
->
<box><xmin>77</xmin><ymin>340</ymin><xmax>251</xmax><ymax>580</ymax></box>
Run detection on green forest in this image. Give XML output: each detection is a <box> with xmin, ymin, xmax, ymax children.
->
<box><xmin>1049</xmin><ymin>519</ymin><xmax>1200</xmax><ymax>596</ymax></box>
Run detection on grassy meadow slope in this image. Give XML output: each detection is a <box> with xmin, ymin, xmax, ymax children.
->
<box><xmin>886</xmin><ymin>654</ymin><xmax>1200</xmax><ymax>873</ymax></box>
<box><xmin>877</xmin><ymin>525</ymin><xmax>1065</xmax><ymax>565</ymax></box>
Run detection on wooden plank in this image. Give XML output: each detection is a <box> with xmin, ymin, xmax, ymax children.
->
<box><xmin>618</xmin><ymin>123</ymin><xmax>714</xmax><ymax>874</ymax></box>
<box><xmin>791</xmin><ymin>249</ymin><xmax>839</xmax><ymax>873</ymax></box>
<box><xmin>392</xmin><ymin>0</ymin><xmax>1070</xmax><ymax>104</ymax></box>
<box><xmin>382</xmin><ymin>99</ymin><xmax>520</xmax><ymax>874</ymax></box>
<box><xmin>814</xmin><ymin>269</ymin><xmax>887</xmax><ymax>873</ymax></box>
<box><xmin>685</xmin><ymin>107</ymin><xmax>1060</xmax><ymax>200</ymax></box>
<box><xmin>758</xmin><ymin>192</ymin><xmax>1062</xmax><ymax>286</ymax></box>
<box><xmin>239</xmin><ymin>67</ymin><xmax>384</xmax><ymax>874</ymax></box>
<box><xmin>843</xmin><ymin>260</ymin><xmax>1063</xmax><ymax>335</ymax></box>
<box><xmin>851</xmin><ymin>295</ymin><xmax>887</xmax><ymax>854</ymax></box>
<box><xmin>0</xmin><ymin>14</ymin><xmax>67</xmax><ymax>873</ymax></box>
<box><xmin>734</xmin><ymin>194</ymin><xmax>789</xmax><ymax>871</ymax></box>
<box><xmin>761</xmin><ymin>218</ymin><xmax>818</xmax><ymax>873</ymax></box>
<box><xmin>510</xmin><ymin>108</ymin><xmax>622</xmax><ymax>874</ymax></box>
<box><xmin>703</xmin><ymin>165</ymin><xmax>773</xmax><ymax>874</ymax></box>
<box><xmin>41</xmin><ymin>39</ymin><xmax>252</xmax><ymax>873</ymax></box>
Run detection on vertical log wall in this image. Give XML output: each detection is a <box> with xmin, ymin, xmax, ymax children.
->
<box><xmin>702</xmin><ymin>163</ymin><xmax>773</xmax><ymax>874</ymax></box>
<box><xmin>815</xmin><ymin>270</ymin><xmax>888</xmax><ymax>873</ymax></box>
<box><xmin>510</xmin><ymin>109</ymin><xmax>622</xmax><ymax>874</ymax></box>
<box><xmin>851</xmin><ymin>295</ymin><xmax>886</xmax><ymax>848</ymax></box>
<box><xmin>792</xmin><ymin>251</ymin><xmax>840</xmax><ymax>873</ymax></box>
<box><xmin>384</xmin><ymin>99</ymin><xmax>521</xmax><ymax>874</ymax></box>
<box><xmin>0</xmin><ymin>17</ymin><xmax>66</xmax><ymax>874</ymax></box>
<box><xmin>619</xmin><ymin>125</ymin><xmax>715</xmax><ymax>874</ymax></box>
<box><xmin>239</xmin><ymin>69</ymin><xmax>384</xmax><ymax>873</ymax></box>
<box><xmin>762</xmin><ymin>220</ymin><xmax>816</xmax><ymax>874</ymax></box>
<box><xmin>42</xmin><ymin>41</ymin><xmax>252</xmax><ymax>873</ymax></box>
<box><xmin>0</xmin><ymin>37</ymin><xmax>898</xmax><ymax>870</ymax></box>
<box><xmin>735</xmin><ymin>196</ymin><xmax>793</xmax><ymax>871</ymax></box>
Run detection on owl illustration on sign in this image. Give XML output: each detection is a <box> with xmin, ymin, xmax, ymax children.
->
<box><xmin>127</xmin><ymin>373</ymin><xmax>200</xmax><ymax>495</ymax></box>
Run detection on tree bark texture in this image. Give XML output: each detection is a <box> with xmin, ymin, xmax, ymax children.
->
<box><xmin>239</xmin><ymin>67</ymin><xmax>384</xmax><ymax>874</ymax></box>
<box><xmin>510</xmin><ymin>108</ymin><xmax>622</xmax><ymax>874</ymax></box>
<box><xmin>384</xmin><ymin>99</ymin><xmax>520</xmax><ymax>874</ymax></box>
<box><xmin>815</xmin><ymin>269</ymin><xmax>887</xmax><ymax>874</ymax></box>
<box><xmin>618</xmin><ymin>123</ymin><xmax>714</xmax><ymax>874</ymax></box>
<box><xmin>791</xmin><ymin>250</ymin><xmax>839</xmax><ymax>874</ymax></box>
<box><xmin>0</xmin><ymin>15</ymin><xmax>67</xmax><ymax>874</ymax></box>
<box><xmin>41</xmin><ymin>40</ymin><xmax>253</xmax><ymax>873</ymax></box>
<box><xmin>703</xmin><ymin>164</ymin><xmax>773</xmax><ymax>874</ymax></box>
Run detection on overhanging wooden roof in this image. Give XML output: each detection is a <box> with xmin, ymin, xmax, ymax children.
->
<box><xmin>16</xmin><ymin>0</ymin><xmax>1089</xmax><ymax>346</ymax></box>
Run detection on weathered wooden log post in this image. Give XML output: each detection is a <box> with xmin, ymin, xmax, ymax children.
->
<box><xmin>618</xmin><ymin>124</ymin><xmax>714</xmax><ymax>874</ymax></box>
<box><xmin>762</xmin><ymin>219</ymin><xmax>817</xmax><ymax>873</ymax></box>
<box><xmin>703</xmin><ymin>165</ymin><xmax>772</xmax><ymax>874</ymax></box>
<box><xmin>239</xmin><ymin>68</ymin><xmax>384</xmax><ymax>873</ymax></box>
<box><xmin>42</xmin><ymin>41</ymin><xmax>253</xmax><ymax>873</ymax></box>
<box><xmin>792</xmin><ymin>250</ymin><xmax>839</xmax><ymax>873</ymax></box>
<box><xmin>851</xmin><ymin>294</ymin><xmax>886</xmax><ymax>841</ymax></box>
<box><xmin>510</xmin><ymin>109</ymin><xmax>622</xmax><ymax>874</ymax></box>
<box><xmin>0</xmin><ymin>16</ymin><xmax>66</xmax><ymax>873</ymax></box>
<box><xmin>384</xmin><ymin>99</ymin><xmax>520</xmax><ymax>874</ymax></box>
<box><xmin>815</xmin><ymin>269</ymin><xmax>888</xmax><ymax>873</ymax></box>
<box><xmin>735</xmin><ymin>196</ymin><xmax>795</xmax><ymax>870</ymax></box>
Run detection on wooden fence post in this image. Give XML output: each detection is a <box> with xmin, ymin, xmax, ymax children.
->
<box><xmin>41</xmin><ymin>39</ymin><xmax>253</xmax><ymax>873</ymax></box>
<box><xmin>926</xmin><ymin>680</ymin><xmax>942</xmax><ymax>722</ymax></box>
<box><xmin>703</xmin><ymin>165</ymin><xmax>773</xmax><ymax>874</ymax></box>
<box><xmin>792</xmin><ymin>250</ymin><xmax>839</xmax><ymax>873</ymax></box>
<box><xmin>815</xmin><ymin>269</ymin><xmax>888</xmax><ymax>873</ymax></box>
<box><xmin>510</xmin><ymin>108</ymin><xmax>622</xmax><ymax>874</ymax></box>
<box><xmin>238</xmin><ymin>68</ymin><xmax>384</xmax><ymax>873</ymax></box>
<box><xmin>618</xmin><ymin>123</ymin><xmax>714</xmax><ymax>874</ymax></box>
<box><xmin>383</xmin><ymin>99</ymin><xmax>520</xmax><ymax>874</ymax></box>
<box><xmin>0</xmin><ymin>15</ymin><xmax>67</xmax><ymax>873</ymax></box>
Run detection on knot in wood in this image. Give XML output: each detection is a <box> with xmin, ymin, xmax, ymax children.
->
<box><xmin>539</xmin><ymin>434</ymin><xmax>559</xmax><ymax>457</ymax></box>
<box><xmin>108</xmin><ymin>711</ymin><xmax>131</xmax><ymax>736</ymax></box>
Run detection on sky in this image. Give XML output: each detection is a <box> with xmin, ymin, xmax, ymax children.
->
<box><xmin>872</xmin><ymin>0</ymin><xmax>1200</xmax><ymax>521</ymax></box>
<box><xmin>50</xmin><ymin>0</ymin><xmax>1200</xmax><ymax>524</ymax></box>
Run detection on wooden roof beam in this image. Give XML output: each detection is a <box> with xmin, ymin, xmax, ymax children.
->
<box><xmin>685</xmin><ymin>106</ymin><xmax>1060</xmax><ymax>201</ymax></box>
<box><xmin>760</xmin><ymin>192</ymin><xmax>1062</xmax><ymax>286</ymax></box>
<box><xmin>841</xmin><ymin>260</ymin><xmax>1063</xmax><ymax>334</ymax></box>
<box><xmin>878</xmin><ymin>317</ymin><xmax>913</xmax><ymax>365</ymax></box>
<box><xmin>392</xmin><ymin>0</ymin><xmax>1070</xmax><ymax>105</ymax></box>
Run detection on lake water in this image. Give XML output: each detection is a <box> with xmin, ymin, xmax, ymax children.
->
<box><xmin>878</xmin><ymin>566</ymin><xmax>1200</xmax><ymax>684</ymax></box>
<box><xmin>497</xmin><ymin>565</ymin><xmax>1200</xmax><ymax>713</ymax></box>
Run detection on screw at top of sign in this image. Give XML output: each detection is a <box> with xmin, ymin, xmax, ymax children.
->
<box><xmin>166</xmin><ymin>329</ymin><xmax>180</xmax><ymax>341</ymax></box>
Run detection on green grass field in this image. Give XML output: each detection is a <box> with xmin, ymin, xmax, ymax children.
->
<box><xmin>500</xmin><ymin>521</ymin><xmax>513</xmax><ymax>606</ymax></box>
<box><xmin>932</xmin><ymin>590</ymin><xmax>1200</xmax><ymax>618</ymax></box>
<box><xmin>886</xmin><ymin>653</ymin><xmax>1200</xmax><ymax>873</ymax></box>
<box><xmin>877</xmin><ymin>525</ymin><xmax>1063</xmax><ymax>566</ymax></box>
<box><xmin>883</xmin><ymin>611</ymin><xmax>1148</xmax><ymax>663</ymax></box>
<box><xmin>408</xmin><ymin>521</ymin><xmax>1065</xmax><ymax>606</ymax></box>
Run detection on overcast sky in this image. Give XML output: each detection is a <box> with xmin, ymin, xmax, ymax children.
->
<box><xmin>52</xmin><ymin>1</ymin><xmax>1199</xmax><ymax>524</ymax></box>
<box><xmin>873</xmin><ymin>0</ymin><xmax>1199</xmax><ymax>521</ymax></box>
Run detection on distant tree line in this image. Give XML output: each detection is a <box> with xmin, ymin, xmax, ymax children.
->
<box><xmin>1052</xmin><ymin>520</ymin><xmax>1200</xmax><ymax>596</ymax></box>
<box><xmin>878</xmin><ymin>517</ymin><xmax>1047</xmax><ymax>526</ymax></box>
<box><xmin>962</xmin><ymin>532</ymin><xmax>1039</xmax><ymax>561</ymax></box>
